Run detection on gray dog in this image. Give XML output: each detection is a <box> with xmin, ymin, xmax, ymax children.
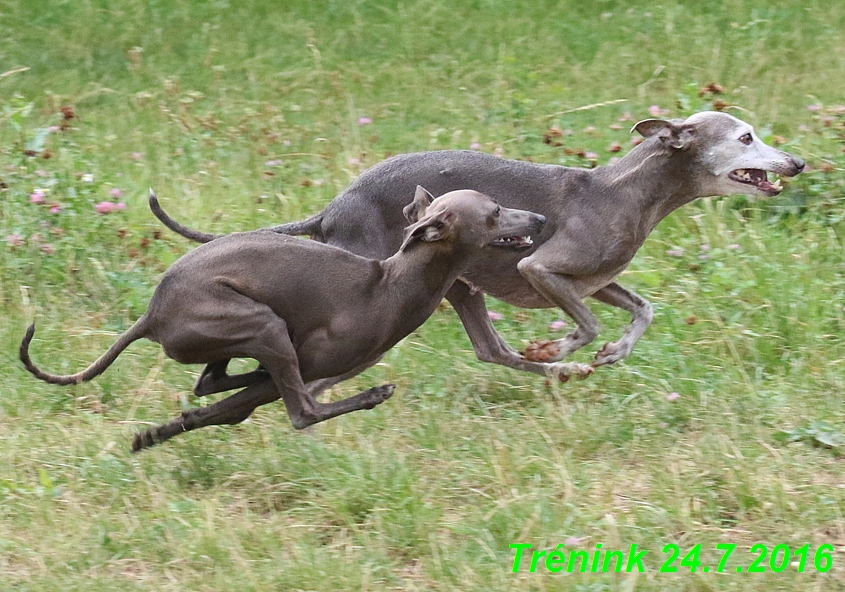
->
<box><xmin>21</xmin><ymin>189</ymin><xmax>562</xmax><ymax>451</ymax></box>
<box><xmin>152</xmin><ymin>112</ymin><xmax>805</xmax><ymax>377</ymax></box>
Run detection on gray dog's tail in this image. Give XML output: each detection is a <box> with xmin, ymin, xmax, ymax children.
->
<box><xmin>149</xmin><ymin>189</ymin><xmax>325</xmax><ymax>243</ymax></box>
<box><xmin>20</xmin><ymin>318</ymin><xmax>149</xmax><ymax>386</ymax></box>
<box><xmin>149</xmin><ymin>190</ymin><xmax>219</xmax><ymax>243</ymax></box>
<box><xmin>265</xmin><ymin>214</ymin><xmax>325</xmax><ymax>241</ymax></box>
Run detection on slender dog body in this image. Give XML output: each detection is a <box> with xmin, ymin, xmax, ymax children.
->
<box><xmin>155</xmin><ymin>112</ymin><xmax>805</xmax><ymax>372</ymax></box>
<box><xmin>22</xmin><ymin>189</ymin><xmax>562</xmax><ymax>451</ymax></box>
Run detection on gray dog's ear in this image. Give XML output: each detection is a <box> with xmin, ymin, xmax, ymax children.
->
<box><xmin>403</xmin><ymin>185</ymin><xmax>435</xmax><ymax>223</ymax></box>
<box><xmin>631</xmin><ymin>119</ymin><xmax>694</xmax><ymax>150</ymax></box>
<box><xmin>399</xmin><ymin>210</ymin><xmax>453</xmax><ymax>252</ymax></box>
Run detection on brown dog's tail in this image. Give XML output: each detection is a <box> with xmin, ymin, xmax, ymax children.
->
<box><xmin>149</xmin><ymin>189</ymin><xmax>325</xmax><ymax>243</ymax></box>
<box><xmin>20</xmin><ymin>317</ymin><xmax>150</xmax><ymax>386</ymax></box>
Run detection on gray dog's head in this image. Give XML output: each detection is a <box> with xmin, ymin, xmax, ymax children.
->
<box><xmin>400</xmin><ymin>187</ymin><xmax>546</xmax><ymax>252</ymax></box>
<box><xmin>632</xmin><ymin>111</ymin><xmax>805</xmax><ymax>197</ymax></box>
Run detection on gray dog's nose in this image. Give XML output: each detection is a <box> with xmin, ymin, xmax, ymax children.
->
<box><xmin>792</xmin><ymin>156</ymin><xmax>806</xmax><ymax>172</ymax></box>
<box><xmin>534</xmin><ymin>214</ymin><xmax>547</xmax><ymax>229</ymax></box>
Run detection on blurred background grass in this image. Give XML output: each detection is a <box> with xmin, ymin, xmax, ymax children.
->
<box><xmin>2</xmin><ymin>0</ymin><xmax>845</xmax><ymax>590</ymax></box>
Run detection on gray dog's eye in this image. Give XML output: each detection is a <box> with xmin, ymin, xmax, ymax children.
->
<box><xmin>494</xmin><ymin>206</ymin><xmax>501</xmax><ymax>216</ymax></box>
<box><xmin>739</xmin><ymin>133</ymin><xmax>753</xmax><ymax>145</ymax></box>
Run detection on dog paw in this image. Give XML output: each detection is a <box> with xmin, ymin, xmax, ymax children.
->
<box><xmin>547</xmin><ymin>362</ymin><xmax>594</xmax><ymax>383</ymax></box>
<box><xmin>131</xmin><ymin>430</ymin><xmax>156</xmax><ymax>453</ymax></box>
<box><xmin>363</xmin><ymin>384</ymin><xmax>395</xmax><ymax>409</ymax></box>
<box><xmin>592</xmin><ymin>341</ymin><xmax>630</xmax><ymax>367</ymax></box>
<box><xmin>524</xmin><ymin>339</ymin><xmax>562</xmax><ymax>362</ymax></box>
<box><xmin>373</xmin><ymin>384</ymin><xmax>395</xmax><ymax>402</ymax></box>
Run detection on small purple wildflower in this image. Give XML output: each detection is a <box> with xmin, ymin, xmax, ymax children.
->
<box><xmin>265</xmin><ymin>160</ymin><xmax>283</xmax><ymax>167</ymax></box>
<box><xmin>110</xmin><ymin>188</ymin><xmax>122</xmax><ymax>198</ymax></box>
<box><xmin>50</xmin><ymin>205</ymin><xmax>60</xmax><ymax>214</ymax></box>
<box><xmin>6</xmin><ymin>233</ymin><xmax>25</xmax><ymax>247</ymax></box>
<box><xmin>666</xmin><ymin>392</ymin><xmax>680</xmax><ymax>402</ymax></box>
<box><xmin>41</xmin><ymin>243</ymin><xmax>55</xmax><ymax>255</ymax></box>
<box><xmin>564</xmin><ymin>537</ymin><xmax>580</xmax><ymax>546</ymax></box>
<box><xmin>549</xmin><ymin>320</ymin><xmax>567</xmax><ymax>331</ymax></box>
<box><xmin>30</xmin><ymin>192</ymin><xmax>46</xmax><ymax>204</ymax></box>
<box><xmin>585</xmin><ymin>152</ymin><xmax>599</xmax><ymax>160</ymax></box>
<box><xmin>488</xmin><ymin>311</ymin><xmax>504</xmax><ymax>321</ymax></box>
<box><xmin>116</xmin><ymin>202</ymin><xmax>126</xmax><ymax>210</ymax></box>
<box><xmin>807</xmin><ymin>104</ymin><xmax>822</xmax><ymax>112</ymax></box>
<box><xmin>358</xmin><ymin>117</ymin><xmax>372</xmax><ymax>125</ymax></box>
<box><xmin>666</xmin><ymin>248</ymin><xmax>685</xmax><ymax>257</ymax></box>
<box><xmin>48</xmin><ymin>126</ymin><xmax>61</xmax><ymax>133</ymax></box>
<box><xmin>348</xmin><ymin>157</ymin><xmax>361</xmax><ymax>166</ymax></box>
<box><xmin>131</xmin><ymin>152</ymin><xmax>143</xmax><ymax>161</ymax></box>
<box><xmin>470</xmin><ymin>142</ymin><xmax>481</xmax><ymax>150</ymax></box>
<box><xmin>95</xmin><ymin>201</ymin><xmax>115</xmax><ymax>214</ymax></box>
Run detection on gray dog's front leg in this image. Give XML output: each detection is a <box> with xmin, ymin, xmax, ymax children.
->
<box><xmin>446</xmin><ymin>280</ymin><xmax>594</xmax><ymax>382</ymax></box>
<box><xmin>590</xmin><ymin>282</ymin><xmax>653</xmax><ymax>366</ymax></box>
<box><xmin>517</xmin><ymin>257</ymin><xmax>601</xmax><ymax>363</ymax></box>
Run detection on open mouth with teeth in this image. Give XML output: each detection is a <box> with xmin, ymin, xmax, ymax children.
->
<box><xmin>490</xmin><ymin>235</ymin><xmax>535</xmax><ymax>249</ymax></box>
<box><xmin>728</xmin><ymin>168</ymin><xmax>783</xmax><ymax>196</ymax></box>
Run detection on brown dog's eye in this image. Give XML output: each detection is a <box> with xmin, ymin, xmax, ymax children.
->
<box><xmin>739</xmin><ymin>133</ymin><xmax>753</xmax><ymax>145</ymax></box>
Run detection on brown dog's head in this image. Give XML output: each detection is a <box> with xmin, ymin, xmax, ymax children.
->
<box><xmin>400</xmin><ymin>186</ymin><xmax>545</xmax><ymax>252</ymax></box>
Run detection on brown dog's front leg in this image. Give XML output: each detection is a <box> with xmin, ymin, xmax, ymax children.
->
<box><xmin>590</xmin><ymin>282</ymin><xmax>653</xmax><ymax>366</ymax></box>
<box><xmin>446</xmin><ymin>280</ymin><xmax>593</xmax><ymax>381</ymax></box>
<box><xmin>517</xmin><ymin>257</ymin><xmax>600</xmax><ymax>363</ymax></box>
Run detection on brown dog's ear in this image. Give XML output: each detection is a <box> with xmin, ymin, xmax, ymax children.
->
<box><xmin>403</xmin><ymin>185</ymin><xmax>435</xmax><ymax>223</ymax></box>
<box><xmin>631</xmin><ymin>119</ymin><xmax>693</xmax><ymax>150</ymax></box>
<box><xmin>399</xmin><ymin>210</ymin><xmax>453</xmax><ymax>251</ymax></box>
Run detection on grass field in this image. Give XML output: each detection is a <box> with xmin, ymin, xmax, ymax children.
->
<box><xmin>2</xmin><ymin>1</ymin><xmax>845</xmax><ymax>590</ymax></box>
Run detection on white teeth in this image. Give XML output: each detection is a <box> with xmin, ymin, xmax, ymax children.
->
<box><xmin>523</xmin><ymin>237</ymin><xmax>533</xmax><ymax>245</ymax></box>
<box><xmin>772</xmin><ymin>178</ymin><xmax>782</xmax><ymax>189</ymax></box>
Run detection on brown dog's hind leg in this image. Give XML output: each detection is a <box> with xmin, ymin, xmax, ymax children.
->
<box><xmin>132</xmin><ymin>377</ymin><xmax>280</xmax><ymax>452</ymax></box>
<box><xmin>134</xmin><ymin>298</ymin><xmax>395</xmax><ymax>451</ymax></box>
<box><xmin>193</xmin><ymin>360</ymin><xmax>269</xmax><ymax>397</ymax></box>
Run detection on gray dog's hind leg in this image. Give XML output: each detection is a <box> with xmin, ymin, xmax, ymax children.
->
<box><xmin>446</xmin><ymin>281</ymin><xmax>519</xmax><ymax>360</ymax></box>
<box><xmin>446</xmin><ymin>280</ymin><xmax>594</xmax><ymax>382</ymax></box>
<box><xmin>590</xmin><ymin>282</ymin><xmax>654</xmax><ymax>366</ymax></box>
<box><xmin>193</xmin><ymin>360</ymin><xmax>269</xmax><ymax>397</ymax></box>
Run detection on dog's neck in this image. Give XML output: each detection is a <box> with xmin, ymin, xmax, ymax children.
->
<box><xmin>380</xmin><ymin>243</ymin><xmax>471</xmax><ymax>305</ymax></box>
<box><xmin>590</xmin><ymin>138</ymin><xmax>705</xmax><ymax>234</ymax></box>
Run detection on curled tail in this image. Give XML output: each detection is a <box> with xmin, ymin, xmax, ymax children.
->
<box><xmin>20</xmin><ymin>318</ymin><xmax>150</xmax><ymax>386</ymax></box>
<box><xmin>148</xmin><ymin>189</ymin><xmax>325</xmax><ymax>243</ymax></box>
<box><xmin>149</xmin><ymin>189</ymin><xmax>218</xmax><ymax>244</ymax></box>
